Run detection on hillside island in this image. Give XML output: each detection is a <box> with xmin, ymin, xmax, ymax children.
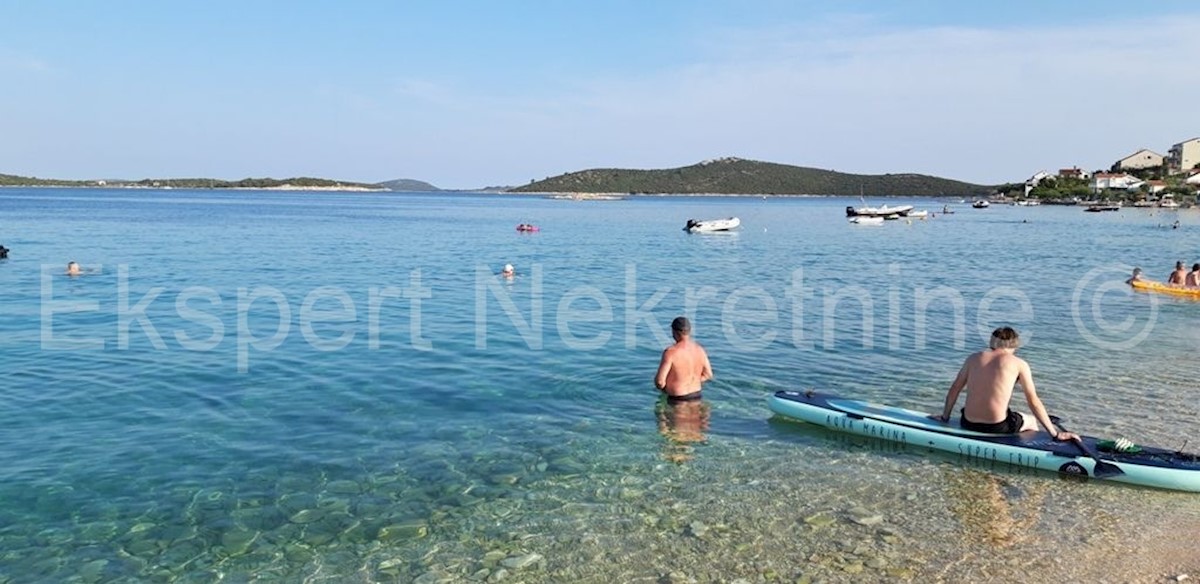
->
<box><xmin>1</xmin><ymin>158</ymin><xmax>996</xmax><ymax>197</ymax></box>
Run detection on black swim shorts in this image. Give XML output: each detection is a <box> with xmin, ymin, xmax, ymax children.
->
<box><xmin>667</xmin><ymin>392</ymin><xmax>702</xmax><ymax>405</ymax></box>
<box><xmin>959</xmin><ymin>408</ymin><xmax>1023</xmax><ymax>434</ymax></box>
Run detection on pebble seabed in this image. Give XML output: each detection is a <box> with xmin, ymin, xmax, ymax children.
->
<box><xmin>1</xmin><ymin>426</ymin><xmax>1197</xmax><ymax>584</ymax></box>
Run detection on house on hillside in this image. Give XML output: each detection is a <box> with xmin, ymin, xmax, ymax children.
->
<box><xmin>1146</xmin><ymin>180</ymin><xmax>1167</xmax><ymax>195</ymax></box>
<box><xmin>1058</xmin><ymin>166</ymin><xmax>1090</xmax><ymax>179</ymax></box>
<box><xmin>1023</xmin><ymin>170</ymin><xmax>1051</xmax><ymax>196</ymax></box>
<box><xmin>1113</xmin><ymin>149</ymin><xmax>1164</xmax><ymax>171</ymax></box>
<box><xmin>1027</xmin><ymin>170</ymin><xmax>1051</xmax><ymax>186</ymax></box>
<box><xmin>1092</xmin><ymin>172</ymin><xmax>1144</xmax><ymax>190</ymax></box>
<box><xmin>1168</xmin><ymin>138</ymin><xmax>1200</xmax><ymax>173</ymax></box>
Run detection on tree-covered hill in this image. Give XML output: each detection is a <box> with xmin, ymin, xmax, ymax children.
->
<box><xmin>0</xmin><ymin>173</ymin><xmax>89</xmax><ymax>186</ymax></box>
<box><xmin>375</xmin><ymin>178</ymin><xmax>440</xmax><ymax>191</ymax></box>
<box><xmin>510</xmin><ymin>157</ymin><xmax>995</xmax><ymax>196</ymax></box>
<box><xmin>0</xmin><ymin>173</ymin><xmax>381</xmax><ymax>190</ymax></box>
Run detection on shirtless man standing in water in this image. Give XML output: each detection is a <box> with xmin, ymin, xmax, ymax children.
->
<box><xmin>933</xmin><ymin>327</ymin><xmax>1078</xmax><ymax>442</ymax></box>
<box><xmin>654</xmin><ymin>317</ymin><xmax>712</xmax><ymax>403</ymax></box>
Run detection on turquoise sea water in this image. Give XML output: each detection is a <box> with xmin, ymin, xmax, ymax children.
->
<box><xmin>2</xmin><ymin>188</ymin><xmax>1199</xmax><ymax>582</ymax></box>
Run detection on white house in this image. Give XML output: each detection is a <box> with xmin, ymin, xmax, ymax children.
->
<box><xmin>1114</xmin><ymin>149</ymin><xmax>1165</xmax><ymax>171</ymax></box>
<box><xmin>1092</xmin><ymin>172</ymin><xmax>1145</xmax><ymax>190</ymax></box>
<box><xmin>1168</xmin><ymin>138</ymin><xmax>1200</xmax><ymax>173</ymax></box>
<box><xmin>1186</xmin><ymin>170</ymin><xmax>1200</xmax><ymax>186</ymax></box>
<box><xmin>1146</xmin><ymin>180</ymin><xmax>1167</xmax><ymax>194</ymax></box>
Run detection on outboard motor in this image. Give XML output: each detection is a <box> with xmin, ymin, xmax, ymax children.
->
<box><xmin>845</xmin><ymin>206</ymin><xmax>857</xmax><ymax>217</ymax></box>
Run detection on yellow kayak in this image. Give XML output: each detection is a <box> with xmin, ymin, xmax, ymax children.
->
<box><xmin>1130</xmin><ymin>279</ymin><xmax>1200</xmax><ymax>298</ymax></box>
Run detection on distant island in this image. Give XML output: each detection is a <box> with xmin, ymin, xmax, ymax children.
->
<box><xmin>0</xmin><ymin>173</ymin><xmax>442</xmax><ymax>192</ymax></box>
<box><xmin>375</xmin><ymin>178</ymin><xmax>440</xmax><ymax>191</ymax></box>
<box><xmin>2</xmin><ymin>158</ymin><xmax>998</xmax><ymax>196</ymax></box>
<box><xmin>510</xmin><ymin>157</ymin><xmax>995</xmax><ymax>197</ymax></box>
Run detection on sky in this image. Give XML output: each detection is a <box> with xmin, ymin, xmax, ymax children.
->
<box><xmin>2</xmin><ymin>1</ymin><xmax>1199</xmax><ymax>189</ymax></box>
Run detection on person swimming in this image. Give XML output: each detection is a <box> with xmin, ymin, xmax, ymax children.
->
<box><xmin>0</xmin><ymin>245</ymin><xmax>9</xmax><ymax>259</ymax></box>
<box><xmin>66</xmin><ymin>261</ymin><xmax>82</xmax><ymax>276</ymax></box>
<box><xmin>500</xmin><ymin>263</ymin><xmax>515</xmax><ymax>278</ymax></box>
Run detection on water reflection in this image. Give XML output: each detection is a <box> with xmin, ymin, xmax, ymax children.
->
<box><xmin>655</xmin><ymin>396</ymin><xmax>710</xmax><ymax>463</ymax></box>
<box><xmin>941</xmin><ymin>466</ymin><xmax>1047</xmax><ymax>548</ymax></box>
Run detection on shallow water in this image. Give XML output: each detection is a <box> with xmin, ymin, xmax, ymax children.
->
<box><xmin>1</xmin><ymin>189</ymin><xmax>1198</xmax><ymax>582</ymax></box>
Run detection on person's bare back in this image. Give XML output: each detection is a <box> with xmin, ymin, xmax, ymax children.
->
<box><xmin>655</xmin><ymin>317</ymin><xmax>713</xmax><ymax>397</ymax></box>
<box><xmin>959</xmin><ymin>349</ymin><xmax>1023</xmax><ymax>424</ymax></box>
<box><xmin>934</xmin><ymin>327</ymin><xmax>1078</xmax><ymax>441</ymax></box>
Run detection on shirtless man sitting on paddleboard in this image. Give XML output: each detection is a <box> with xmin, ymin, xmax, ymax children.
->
<box><xmin>932</xmin><ymin>326</ymin><xmax>1078</xmax><ymax>442</ymax></box>
<box><xmin>654</xmin><ymin>317</ymin><xmax>713</xmax><ymax>403</ymax></box>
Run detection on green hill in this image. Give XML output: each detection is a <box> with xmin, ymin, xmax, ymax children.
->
<box><xmin>0</xmin><ymin>173</ymin><xmax>88</xmax><ymax>187</ymax></box>
<box><xmin>376</xmin><ymin>178</ymin><xmax>440</xmax><ymax>191</ymax></box>
<box><xmin>0</xmin><ymin>173</ymin><xmax>379</xmax><ymax>190</ymax></box>
<box><xmin>511</xmin><ymin>157</ymin><xmax>994</xmax><ymax>196</ymax></box>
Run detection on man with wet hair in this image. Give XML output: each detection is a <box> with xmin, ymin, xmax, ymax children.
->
<box><xmin>1168</xmin><ymin>261</ymin><xmax>1187</xmax><ymax>286</ymax></box>
<box><xmin>932</xmin><ymin>327</ymin><xmax>1078</xmax><ymax>441</ymax></box>
<box><xmin>654</xmin><ymin>316</ymin><xmax>713</xmax><ymax>403</ymax></box>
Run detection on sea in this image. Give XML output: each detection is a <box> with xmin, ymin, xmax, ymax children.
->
<box><xmin>1</xmin><ymin>188</ymin><xmax>1198</xmax><ymax>583</ymax></box>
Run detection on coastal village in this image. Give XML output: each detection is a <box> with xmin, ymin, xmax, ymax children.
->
<box><xmin>1014</xmin><ymin>135</ymin><xmax>1200</xmax><ymax>206</ymax></box>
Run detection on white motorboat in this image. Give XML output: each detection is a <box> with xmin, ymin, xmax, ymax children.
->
<box><xmin>907</xmin><ymin>210</ymin><xmax>929</xmax><ymax>219</ymax></box>
<box><xmin>1159</xmin><ymin>194</ymin><xmax>1180</xmax><ymax>209</ymax></box>
<box><xmin>848</xmin><ymin>216</ymin><xmax>884</xmax><ymax>225</ymax></box>
<box><xmin>845</xmin><ymin>203</ymin><xmax>914</xmax><ymax>218</ymax></box>
<box><xmin>684</xmin><ymin>217</ymin><xmax>740</xmax><ymax>233</ymax></box>
<box><xmin>972</xmin><ymin>200</ymin><xmax>990</xmax><ymax>209</ymax></box>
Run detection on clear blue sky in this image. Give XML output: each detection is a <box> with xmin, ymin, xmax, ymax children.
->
<box><xmin>2</xmin><ymin>1</ymin><xmax>1198</xmax><ymax>188</ymax></box>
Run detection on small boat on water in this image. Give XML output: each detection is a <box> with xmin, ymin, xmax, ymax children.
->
<box><xmin>845</xmin><ymin>204</ymin><xmax>914</xmax><ymax>218</ymax></box>
<box><xmin>769</xmin><ymin>389</ymin><xmax>1200</xmax><ymax>492</ymax></box>
<box><xmin>1084</xmin><ymin>204</ymin><xmax>1120</xmax><ymax>212</ymax></box>
<box><xmin>684</xmin><ymin>217</ymin><xmax>740</xmax><ymax>233</ymax></box>
<box><xmin>848</xmin><ymin>216</ymin><xmax>884</xmax><ymax>225</ymax></box>
<box><xmin>972</xmin><ymin>200</ymin><xmax>990</xmax><ymax>209</ymax></box>
<box><xmin>1159</xmin><ymin>194</ymin><xmax>1181</xmax><ymax>209</ymax></box>
<box><xmin>941</xmin><ymin>205</ymin><xmax>955</xmax><ymax>214</ymax></box>
<box><xmin>907</xmin><ymin>210</ymin><xmax>929</xmax><ymax>219</ymax></box>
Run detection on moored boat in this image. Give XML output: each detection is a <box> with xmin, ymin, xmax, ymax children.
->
<box><xmin>972</xmin><ymin>200</ymin><xmax>990</xmax><ymax>209</ymax></box>
<box><xmin>1084</xmin><ymin>204</ymin><xmax>1120</xmax><ymax>212</ymax></box>
<box><xmin>845</xmin><ymin>204</ymin><xmax>914</xmax><ymax>218</ymax></box>
<box><xmin>684</xmin><ymin>217</ymin><xmax>740</xmax><ymax>233</ymax></box>
<box><xmin>848</xmin><ymin>216</ymin><xmax>884</xmax><ymax>225</ymax></box>
<box><xmin>768</xmin><ymin>389</ymin><xmax>1200</xmax><ymax>492</ymax></box>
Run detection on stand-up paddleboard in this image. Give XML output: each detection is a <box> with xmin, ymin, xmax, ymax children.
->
<box><xmin>769</xmin><ymin>390</ymin><xmax>1200</xmax><ymax>492</ymax></box>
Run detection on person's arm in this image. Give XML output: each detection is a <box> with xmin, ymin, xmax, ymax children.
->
<box><xmin>933</xmin><ymin>360</ymin><xmax>969</xmax><ymax>421</ymax></box>
<box><xmin>700</xmin><ymin>350</ymin><xmax>713</xmax><ymax>383</ymax></box>
<box><xmin>654</xmin><ymin>350</ymin><xmax>672</xmax><ymax>392</ymax></box>
<box><xmin>1017</xmin><ymin>361</ymin><xmax>1078</xmax><ymax>441</ymax></box>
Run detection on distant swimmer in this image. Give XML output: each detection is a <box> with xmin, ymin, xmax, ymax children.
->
<box><xmin>1168</xmin><ymin>261</ymin><xmax>1187</xmax><ymax>286</ymax></box>
<box><xmin>1125</xmin><ymin>267</ymin><xmax>1144</xmax><ymax>285</ymax></box>
<box><xmin>654</xmin><ymin>316</ymin><xmax>713</xmax><ymax>403</ymax></box>
<box><xmin>500</xmin><ymin>263</ymin><xmax>515</xmax><ymax>278</ymax></box>
<box><xmin>1187</xmin><ymin>264</ymin><xmax>1200</xmax><ymax>288</ymax></box>
<box><xmin>0</xmin><ymin>245</ymin><xmax>8</xmax><ymax>259</ymax></box>
<box><xmin>66</xmin><ymin>261</ymin><xmax>82</xmax><ymax>276</ymax></box>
